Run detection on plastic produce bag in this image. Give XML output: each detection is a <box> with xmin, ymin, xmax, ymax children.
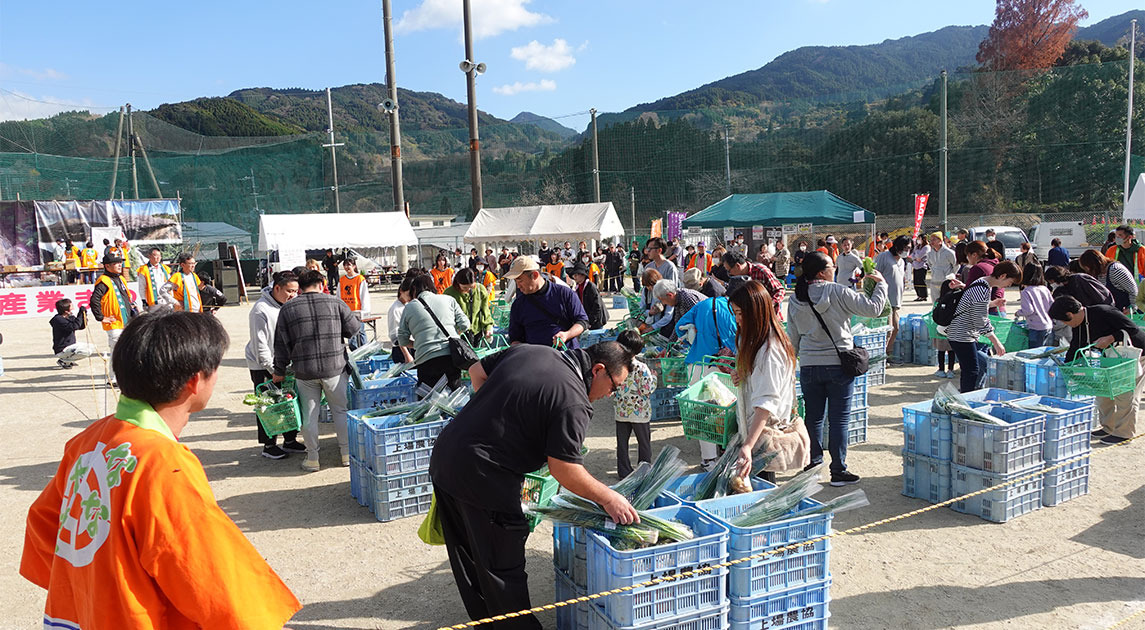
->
<box><xmin>696</xmin><ymin>373</ymin><xmax>737</xmax><ymax>407</ymax></box>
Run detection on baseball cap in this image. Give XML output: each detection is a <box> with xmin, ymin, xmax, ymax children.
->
<box><xmin>102</xmin><ymin>253</ymin><xmax>124</xmax><ymax>265</ymax></box>
<box><xmin>826</xmin><ymin>236</ymin><xmax>837</xmax><ymax>244</ymax></box>
<box><xmin>504</xmin><ymin>256</ymin><xmax>540</xmax><ymax>280</ymax></box>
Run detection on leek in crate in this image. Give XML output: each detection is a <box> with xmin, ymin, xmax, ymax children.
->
<box><xmin>729</xmin><ymin>464</ymin><xmax>826</xmax><ymax>527</ymax></box>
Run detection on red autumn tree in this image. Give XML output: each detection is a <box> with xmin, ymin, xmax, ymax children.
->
<box><xmin>977</xmin><ymin>0</ymin><xmax>1089</xmax><ymax>71</ymax></box>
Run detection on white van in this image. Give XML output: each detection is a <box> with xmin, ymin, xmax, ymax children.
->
<box><xmin>966</xmin><ymin>226</ymin><xmax>1029</xmax><ymax>261</ymax></box>
<box><xmin>1028</xmin><ymin>221</ymin><xmax>1091</xmax><ymax>261</ymax></box>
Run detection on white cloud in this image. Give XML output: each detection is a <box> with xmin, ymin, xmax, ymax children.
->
<box><xmin>0</xmin><ymin>62</ymin><xmax>68</xmax><ymax>81</ymax></box>
<box><xmin>0</xmin><ymin>91</ymin><xmax>105</xmax><ymax>122</ymax></box>
<box><xmin>510</xmin><ymin>39</ymin><xmax>576</xmax><ymax>72</ymax></box>
<box><xmin>396</xmin><ymin>0</ymin><xmax>552</xmax><ymax>40</ymax></box>
<box><xmin>492</xmin><ymin>79</ymin><xmax>557</xmax><ymax>96</ymax></box>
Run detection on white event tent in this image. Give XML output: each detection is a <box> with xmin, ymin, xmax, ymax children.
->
<box><xmin>463</xmin><ymin>202</ymin><xmax>626</xmax><ymax>245</ymax></box>
<box><xmin>1125</xmin><ymin>173</ymin><xmax>1145</xmax><ymax>222</ymax></box>
<box><xmin>257</xmin><ymin>212</ymin><xmax>418</xmax><ymax>269</ymax></box>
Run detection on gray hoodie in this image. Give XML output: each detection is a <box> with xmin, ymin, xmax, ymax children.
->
<box><xmin>244</xmin><ymin>285</ymin><xmax>284</xmax><ymax>372</ymax></box>
<box><xmin>786</xmin><ymin>280</ymin><xmax>888</xmax><ymax>366</ymax></box>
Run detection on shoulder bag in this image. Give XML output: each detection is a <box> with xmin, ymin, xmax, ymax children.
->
<box><xmin>418</xmin><ymin>296</ymin><xmax>479</xmax><ymax>370</ymax></box>
<box><xmin>809</xmin><ymin>297</ymin><xmax>869</xmax><ymax>377</ymax></box>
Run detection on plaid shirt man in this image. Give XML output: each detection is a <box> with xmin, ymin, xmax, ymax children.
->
<box><xmin>745</xmin><ymin>261</ymin><xmax>786</xmax><ymax>320</ymax></box>
<box><xmin>273</xmin><ymin>292</ymin><xmax>360</xmax><ymax>380</ymax></box>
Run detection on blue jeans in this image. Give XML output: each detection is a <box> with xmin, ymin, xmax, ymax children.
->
<box><xmin>949</xmin><ymin>340</ymin><xmax>989</xmax><ymax>393</ymax></box>
<box><xmin>1028</xmin><ymin>328</ymin><xmax>1050</xmax><ymax>349</ymax></box>
<box><xmin>800</xmin><ymin>365</ymin><xmax>855</xmax><ymax>474</ymax></box>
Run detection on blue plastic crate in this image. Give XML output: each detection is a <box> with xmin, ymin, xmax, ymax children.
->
<box><xmin>555</xmin><ymin>568</ymin><xmax>591</xmax><ymax>630</ymax></box>
<box><xmin>962</xmin><ymin>388</ymin><xmax>1033</xmax><ymax>405</ymax></box>
<box><xmin>347</xmin><ymin>410</ymin><xmax>364</xmax><ymax>461</ymax></box>
<box><xmin>650</xmin><ymin>386</ymin><xmax>684</xmax><ymax>421</ymax></box>
<box><xmin>349</xmin><ymin>455</ymin><xmax>367</xmax><ymax>506</ymax></box>
<box><xmin>1012</xmin><ymin>395</ymin><xmax>1095</xmax><ymax>461</ymax></box>
<box><xmin>853</xmin><ymin>326</ymin><xmax>890</xmax><ymax>359</ymax></box>
<box><xmin>846</xmin><ymin>408</ymin><xmax>868</xmax><ymax>445</ymax></box>
<box><xmin>1024</xmin><ymin>358</ymin><xmax>1069</xmax><ymax>398</ymax></box>
<box><xmin>1042</xmin><ymin>455</ymin><xmax>1091</xmax><ymax>507</ymax></box>
<box><xmin>893</xmin><ymin>335</ymin><xmax>914</xmax><ymax>365</ymax></box>
<box><xmin>586</xmin><ymin>505</ymin><xmax>729</xmax><ymax>627</ymax></box>
<box><xmin>910</xmin><ymin>315</ymin><xmax>931</xmax><ymax>342</ymax></box>
<box><xmin>347</xmin><ymin>374</ymin><xmax>418</xmax><ymax>411</ymax></box>
<box><xmin>371</xmin><ymin>468</ymin><xmax>433</xmax><ymax>507</ymax></box>
<box><xmin>912</xmin><ymin>341</ymin><xmax>937</xmax><ymax>366</ymax></box>
<box><xmin>902</xmin><ymin>401</ymin><xmax>953</xmax><ymax>460</ymax></box>
<box><xmin>663</xmin><ymin>474</ymin><xmax>777</xmax><ymax>505</ymax></box>
<box><xmin>898</xmin><ymin>316</ymin><xmax>916</xmax><ymax>343</ymax></box>
<box><xmin>901</xmin><ymin>450</ymin><xmax>952</xmax><ymax>504</ymax></box>
<box><xmin>867</xmin><ymin>359</ymin><xmax>886</xmax><ymax>387</ymax></box>
<box><xmin>588</xmin><ymin>602</ymin><xmax>729</xmax><ymax>630</ymax></box>
<box><xmin>580</xmin><ymin>328</ymin><xmax>618</xmax><ymax>348</ymax></box>
<box><xmin>951</xmin><ymin>463</ymin><xmax>1043</xmax><ymax>523</ymax></box>
<box><xmin>361</xmin><ymin>414</ymin><xmax>449</xmax><ymax>475</ymax></box>
<box><xmin>851</xmin><ymin>375</ymin><xmax>869</xmax><ymax>410</ymax></box>
<box><xmin>729</xmin><ymin>579</ymin><xmax>831</xmax><ymax>630</ymax></box>
<box><xmin>612</xmin><ymin>295</ymin><xmax>627</xmax><ymax>309</ymax></box>
<box><xmin>953</xmin><ymin>404</ymin><xmax>1045</xmax><ymax>474</ymax></box>
<box><xmin>372</xmin><ymin>490</ymin><xmax>433</xmax><ymax>522</ymax></box>
<box><xmin>695</xmin><ymin>492</ymin><xmax>830</xmax><ymax>600</ymax></box>
<box><xmin>986</xmin><ymin>355</ymin><xmax>1029</xmax><ymax>391</ymax></box>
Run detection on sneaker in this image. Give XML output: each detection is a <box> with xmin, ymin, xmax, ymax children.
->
<box><xmin>700</xmin><ymin>458</ymin><xmax>717</xmax><ymax>472</ymax></box>
<box><xmin>261</xmin><ymin>445</ymin><xmax>287</xmax><ymax>460</ymax></box>
<box><xmin>946</xmin><ymin>371</ymin><xmax>956</xmax><ymax>379</ymax></box>
<box><xmin>301</xmin><ymin>455</ymin><xmax>320</xmax><ymax>472</ymax></box>
<box><xmin>57</xmin><ymin>359</ymin><xmax>73</xmax><ymax>369</ymax></box>
<box><xmin>932</xmin><ymin>369</ymin><xmax>946</xmax><ymax>378</ymax></box>
<box><xmin>1100</xmin><ymin>434</ymin><xmax>1129</xmax><ymax>445</ymax></box>
<box><xmin>830</xmin><ymin>471</ymin><xmax>861</xmax><ymax>487</ymax></box>
<box><xmin>1091</xmin><ymin>429</ymin><xmax>1110</xmax><ymax>438</ymax></box>
<box><xmin>888</xmin><ymin>358</ymin><xmax>905</xmax><ymax>366</ymax></box>
<box><xmin>281</xmin><ymin>441</ymin><xmax>307</xmax><ymax>453</ymax></box>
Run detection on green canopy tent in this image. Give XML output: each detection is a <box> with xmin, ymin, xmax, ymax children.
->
<box><xmin>682</xmin><ymin>191</ymin><xmax>875</xmax><ymax>228</ymax></box>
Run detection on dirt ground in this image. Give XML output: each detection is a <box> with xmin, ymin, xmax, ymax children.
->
<box><xmin>0</xmin><ymin>286</ymin><xmax>1142</xmax><ymax>630</ymax></box>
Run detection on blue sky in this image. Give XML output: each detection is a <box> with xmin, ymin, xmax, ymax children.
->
<box><xmin>0</xmin><ymin>0</ymin><xmax>1141</xmax><ymax>132</ymax></box>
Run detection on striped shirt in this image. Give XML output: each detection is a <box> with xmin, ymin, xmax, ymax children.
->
<box><xmin>945</xmin><ymin>278</ymin><xmax>994</xmax><ymax>343</ymax></box>
<box><xmin>1098</xmin><ymin>261</ymin><xmax>1138</xmax><ymax>309</ymax></box>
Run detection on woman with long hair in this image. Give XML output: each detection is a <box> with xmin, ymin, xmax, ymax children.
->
<box><xmin>786</xmin><ymin>251</ymin><xmax>887</xmax><ymax>486</ymax></box>
<box><xmin>728</xmin><ymin>280</ymin><xmax>809</xmax><ymax>482</ymax></box>
<box><xmin>443</xmin><ymin>267</ymin><xmax>494</xmax><ymax>344</ymax></box>
<box><xmin>1078</xmin><ymin>249</ymin><xmax>1138</xmax><ymax>313</ymax></box>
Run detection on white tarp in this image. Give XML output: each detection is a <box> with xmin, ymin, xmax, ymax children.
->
<box><xmin>1125</xmin><ymin>173</ymin><xmax>1145</xmax><ymax>221</ymax></box>
<box><xmin>463</xmin><ymin>202</ymin><xmax>626</xmax><ymax>244</ymax></box>
<box><xmin>257</xmin><ymin>212</ymin><xmax>418</xmax><ymax>253</ymax></box>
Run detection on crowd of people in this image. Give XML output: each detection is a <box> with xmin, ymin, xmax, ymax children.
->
<box><xmin>22</xmin><ymin>224</ymin><xmax>1145</xmax><ymax>630</ymax></box>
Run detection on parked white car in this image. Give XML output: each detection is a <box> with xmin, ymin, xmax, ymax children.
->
<box><xmin>967</xmin><ymin>226</ymin><xmax>1029</xmax><ymax>260</ymax></box>
<box><xmin>1028</xmin><ymin>221</ymin><xmax>1091</xmax><ymax>261</ymax></box>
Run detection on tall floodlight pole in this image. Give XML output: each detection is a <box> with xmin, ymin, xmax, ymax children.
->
<box><xmin>382</xmin><ymin>0</ymin><xmax>405</xmax><ymax>215</ymax></box>
<box><xmin>127</xmin><ymin>104</ymin><xmax>139</xmax><ymax>200</ymax></box>
<box><xmin>939</xmin><ymin>70</ymin><xmax>948</xmax><ymax>234</ymax></box>
<box><xmin>461</xmin><ymin>0</ymin><xmax>484</xmax><ymax>216</ymax></box>
<box><xmin>724</xmin><ymin>124</ymin><xmax>732</xmax><ymax>196</ymax></box>
<box><xmin>1124</xmin><ymin>19</ymin><xmax>1137</xmax><ymax>219</ymax></box>
<box><xmin>630</xmin><ymin>186</ymin><xmax>636</xmax><ymax>237</ymax></box>
<box><xmin>591</xmin><ymin>108</ymin><xmax>601</xmax><ymax>202</ymax></box>
<box><xmin>109</xmin><ymin>106</ymin><xmax>125</xmax><ymax>198</ymax></box>
<box><xmin>324</xmin><ymin>87</ymin><xmax>344</xmax><ymax>213</ymax></box>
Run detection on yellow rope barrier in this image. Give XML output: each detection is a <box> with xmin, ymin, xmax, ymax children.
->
<box><xmin>437</xmin><ymin>433</ymin><xmax>1143</xmax><ymax>629</ymax></box>
<box><xmin>1109</xmin><ymin>605</ymin><xmax>1145</xmax><ymax>629</ymax></box>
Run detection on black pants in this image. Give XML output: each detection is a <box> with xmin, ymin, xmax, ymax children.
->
<box><xmin>434</xmin><ymin>486</ymin><xmax>541</xmax><ymax>629</ymax></box>
<box><xmin>417</xmin><ymin>354</ymin><xmax>461</xmax><ymax>392</ymax></box>
<box><xmin>616</xmin><ymin>421</ymin><xmax>652</xmax><ymax>479</ymax></box>
<box><xmin>913</xmin><ymin>268</ymin><xmax>928</xmax><ymax>299</ymax></box>
<box><xmin>604</xmin><ymin>272</ymin><xmax>623</xmax><ymax>292</ymax></box>
<box><xmin>250</xmin><ymin>369</ymin><xmax>299</xmax><ymax>446</ymax></box>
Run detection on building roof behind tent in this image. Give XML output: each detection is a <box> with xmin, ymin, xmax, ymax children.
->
<box><xmin>414</xmin><ymin>221</ymin><xmax>472</xmax><ymax>252</ymax></box>
<box><xmin>682</xmin><ymin>191</ymin><xmax>876</xmax><ymax>228</ymax></box>
<box><xmin>257</xmin><ymin>212</ymin><xmax>418</xmax><ymax>252</ymax></box>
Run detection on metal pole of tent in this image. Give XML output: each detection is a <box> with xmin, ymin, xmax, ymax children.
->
<box><xmin>591</xmin><ymin>108</ymin><xmax>601</xmax><ymax>203</ymax></box>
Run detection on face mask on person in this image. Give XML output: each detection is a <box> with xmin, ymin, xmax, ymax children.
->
<box><xmin>476</xmin><ymin>264</ymin><xmax>485</xmax><ymax>273</ymax></box>
<box><xmin>799</xmin><ymin>244</ymin><xmax>807</xmax><ymax>252</ymax></box>
<box><xmin>1116</xmin><ymin>236</ymin><xmax>1128</xmax><ymax>246</ymax></box>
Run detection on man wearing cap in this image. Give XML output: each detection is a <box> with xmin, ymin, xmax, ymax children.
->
<box><xmin>686</xmin><ymin>242</ymin><xmax>714</xmax><ymax>273</ymax></box>
<box><xmin>825</xmin><ymin>235</ymin><xmax>840</xmax><ymax>263</ymax></box>
<box><xmin>161</xmin><ymin>253</ymin><xmax>207</xmax><ymax>313</ymax></box>
<box><xmin>137</xmin><ymin>247</ymin><xmax>171</xmax><ymax>312</ymax></box>
<box><xmin>505</xmin><ymin>256</ymin><xmax>590</xmax><ymax>349</ymax></box>
<box><xmin>89</xmin><ymin>252</ymin><xmax>138</xmax><ymax>357</ymax></box>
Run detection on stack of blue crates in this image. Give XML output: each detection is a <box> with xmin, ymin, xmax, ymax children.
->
<box><xmin>696</xmin><ymin>490</ymin><xmax>832</xmax><ymax>630</ymax></box>
<box><xmin>901</xmin><ymin>399</ymin><xmax>954</xmax><ymax>504</ymax></box>
<box><xmin>910</xmin><ymin>316</ymin><xmax>938</xmax><ymax>366</ymax></box>
<box><xmin>893</xmin><ymin>315</ymin><xmax>914</xmax><ymax>364</ymax></box>
<box><xmin>1023</xmin><ymin>395</ymin><xmax>1094</xmax><ymax>507</ymax></box>
<box><xmin>650</xmin><ymin>386</ymin><xmax>684</xmax><ymax>421</ymax></box>
<box><xmin>795</xmin><ymin>374</ymin><xmax>869</xmax><ymax>445</ymax></box>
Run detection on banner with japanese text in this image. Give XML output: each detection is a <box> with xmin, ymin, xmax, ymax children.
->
<box><xmin>912</xmin><ymin>194</ymin><xmax>929</xmax><ymax>237</ymax></box>
<box><xmin>650</xmin><ymin>219</ymin><xmax>662</xmax><ymax>238</ymax></box>
<box><xmin>665</xmin><ymin>211</ymin><xmax>686</xmax><ymax>241</ymax></box>
<box><xmin>0</xmin><ymin>284</ymin><xmax>139</xmax><ymax>321</ymax></box>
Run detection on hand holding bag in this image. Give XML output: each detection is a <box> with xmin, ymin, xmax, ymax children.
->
<box><xmin>418</xmin><ymin>296</ymin><xmax>479</xmax><ymax>370</ymax></box>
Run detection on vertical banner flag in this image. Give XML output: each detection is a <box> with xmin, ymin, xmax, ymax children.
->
<box><xmin>650</xmin><ymin>219</ymin><xmax>663</xmax><ymax>239</ymax></box>
<box><xmin>913</xmin><ymin>194</ymin><xmax>929</xmax><ymax>237</ymax></box>
<box><xmin>665</xmin><ymin>211</ymin><xmax>686</xmax><ymax>241</ymax></box>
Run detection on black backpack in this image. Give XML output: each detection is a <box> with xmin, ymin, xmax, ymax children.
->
<box><xmin>931</xmin><ymin>287</ymin><xmax>965</xmax><ymax>326</ymax></box>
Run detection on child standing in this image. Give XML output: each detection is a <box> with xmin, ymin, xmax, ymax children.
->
<box><xmin>1014</xmin><ymin>263</ymin><xmax>1054</xmax><ymax>347</ymax></box>
<box><xmin>934</xmin><ymin>281</ymin><xmax>958</xmax><ymax>379</ymax></box>
<box><xmin>612</xmin><ymin>357</ymin><xmax>656</xmax><ymax>479</ymax></box>
<box><xmin>49</xmin><ymin>299</ymin><xmax>95</xmax><ymax>368</ymax></box>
